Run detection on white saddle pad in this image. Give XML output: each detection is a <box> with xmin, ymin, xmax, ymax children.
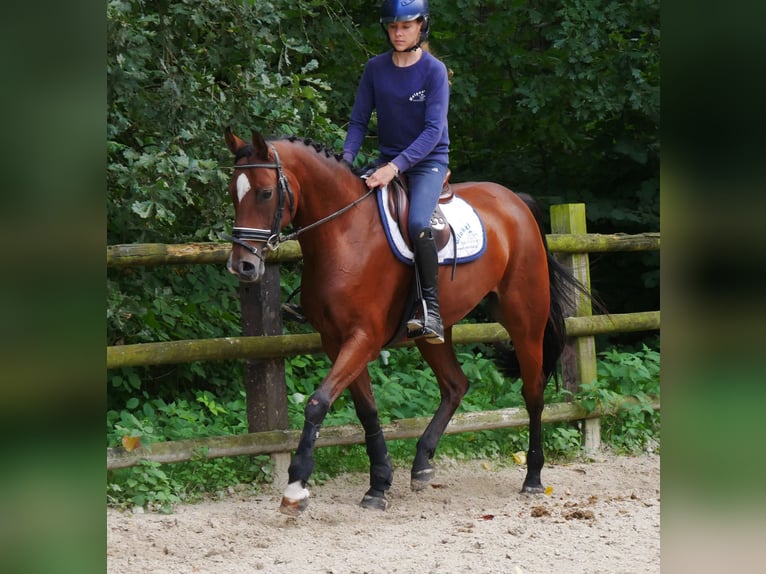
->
<box><xmin>376</xmin><ymin>185</ymin><xmax>486</xmax><ymax>265</ymax></box>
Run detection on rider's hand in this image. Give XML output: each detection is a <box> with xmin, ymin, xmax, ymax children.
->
<box><xmin>365</xmin><ymin>162</ymin><xmax>398</xmax><ymax>189</ymax></box>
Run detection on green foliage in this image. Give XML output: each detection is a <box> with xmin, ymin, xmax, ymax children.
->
<box><xmin>107</xmin><ymin>388</ymin><xmax>274</xmax><ymax>511</ymax></box>
<box><xmin>107</xmin><ymin>265</ymin><xmax>239</xmax><ymax>346</ymax></box>
<box><xmin>107</xmin><ymin>460</ymin><xmax>181</xmax><ymax>513</ymax></box>
<box><xmin>441</xmin><ymin>0</ymin><xmax>659</xmax><ymax>216</ymax></box>
<box><xmin>577</xmin><ymin>344</ymin><xmax>660</xmax><ymax>453</ymax></box>
<box><xmin>107</xmin><ymin>340</ymin><xmax>659</xmax><ymax>508</ymax></box>
<box><xmin>107</xmin><ymin>263</ymin><xmax>244</xmax><ymax>413</ymax></box>
<box><xmin>107</xmin><ymin>0</ymin><xmax>347</xmax><ymax>246</ymax></box>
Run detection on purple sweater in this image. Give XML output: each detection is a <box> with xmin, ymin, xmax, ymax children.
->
<box><xmin>343</xmin><ymin>50</ymin><xmax>450</xmax><ymax>173</ymax></box>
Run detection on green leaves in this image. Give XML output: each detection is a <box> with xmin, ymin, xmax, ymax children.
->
<box><xmin>576</xmin><ymin>344</ymin><xmax>660</xmax><ymax>453</ymax></box>
<box><xmin>107</xmin><ymin>0</ymin><xmax>347</xmax><ymax>247</ymax></box>
<box><xmin>107</xmin><ymin>389</ymin><xmax>265</xmax><ymax>509</ymax></box>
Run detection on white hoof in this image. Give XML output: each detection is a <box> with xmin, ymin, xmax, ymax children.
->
<box><xmin>280</xmin><ymin>481</ymin><xmax>310</xmax><ymax>516</ymax></box>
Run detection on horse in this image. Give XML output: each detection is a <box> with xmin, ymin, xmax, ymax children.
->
<box><xmin>223</xmin><ymin>127</ymin><xmax>582</xmax><ymax>516</ymax></box>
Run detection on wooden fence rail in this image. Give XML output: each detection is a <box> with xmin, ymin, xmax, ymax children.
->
<box><xmin>106</xmin><ymin>204</ymin><xmax>660</xmax><ymax>471</ymax></box>
<box><xmin>107</xmin><ymin>312</ymin><xmax>659</xmax><ymax>369</ymax></box>
<box><xmin>106</xmin><ymin>232</ymin><xmax>660</xmax><ymax>268</ymax></box>
<box><xmin>107</xmin><ymin>395</ymin><xmax>660</xmax><ymax>470</ymax></box>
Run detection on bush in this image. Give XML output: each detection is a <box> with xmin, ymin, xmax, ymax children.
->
<box><xmin>577</xmin><ymin>344</ymin><xmax>661</xmax><ymax>453</ymax></box>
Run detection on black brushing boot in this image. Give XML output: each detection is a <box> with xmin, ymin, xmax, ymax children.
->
<box><xmin>407</xmin><ymin>228</ymin><xmax>445</xmax><ymax>344</ymax></box>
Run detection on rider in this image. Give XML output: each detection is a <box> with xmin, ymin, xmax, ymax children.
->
<box><xmin>342</xmin><ymin>0</ymin><xmax>450</xmax><ymax>344</ymax></box>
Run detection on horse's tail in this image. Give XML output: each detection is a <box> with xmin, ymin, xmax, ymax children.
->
<box><xmin>494</xmin><ymin>193</ymin><xmax>603</xmax><ymax>385</ymax></box>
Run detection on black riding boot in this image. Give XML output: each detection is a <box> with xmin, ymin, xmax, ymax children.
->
<box><xmin>407</xmin><ymin>229</ymin><xmax>445</xmax><ymax>344</ymax></box>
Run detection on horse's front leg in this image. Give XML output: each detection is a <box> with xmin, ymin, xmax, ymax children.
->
<box><xmin>279</xmin><ymin>335</ymin><xmax>381</xmax><ymax>516</ymax></box>
<box><xmin>278</xmin><ymin>388</ymin><xmax>331</xmax><ymax>516</ymax></box>
<box><xmin>349</xmin><ymin>372</ymin><xmax>393</xmax><ymax>510</ymax></box>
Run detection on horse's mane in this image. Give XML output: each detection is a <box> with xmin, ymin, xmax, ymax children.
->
<box><xmin>235</xmin><ymin>134</ymin><xmax>356</xmax><ymax>175</ymax></box>
<box><xmin>271</xmin><ymin>135</ymin><xmax>355</xmax><ymax>173</ymax></box>
<box><xmin>280</xmin><ymin>136</ymin><xmax>343</xmax><ymax>162</ymax></box>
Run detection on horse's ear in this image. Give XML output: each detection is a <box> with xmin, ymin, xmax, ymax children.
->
<box><xmin>224</xmin><ymin>126</ymin><xmax>248</xmax><ymax>156</ymax></box>
<box><xmin>251</xmin><ymin>129</ymin><xmax>270</xmax><ymax>161</ymax></box>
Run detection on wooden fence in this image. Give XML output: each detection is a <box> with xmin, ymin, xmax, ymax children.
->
<box><xmin>106</xmin><ymin>203</ymin><xmax>660</xmax><ymax>472</ymax></box>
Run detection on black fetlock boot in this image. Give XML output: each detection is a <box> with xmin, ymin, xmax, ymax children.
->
<box><xmin>407</xmin><ymin>229</ymin><xmax>445</xmax><ymax>344</ymax></box>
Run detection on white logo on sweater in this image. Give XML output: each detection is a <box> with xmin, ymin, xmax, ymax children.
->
<box><xmin>409</xmin><ymin>89</ymin><xmax>426</xmax><ymax>102</ymax></box>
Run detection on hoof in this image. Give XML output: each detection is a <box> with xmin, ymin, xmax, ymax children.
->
<box><xmin>410</xmin><ymin>467</ymin><xmax>436</xmax><ymax>491</ymax></box>
<box><xmin>279</xmin><ymin>496</ymin><xmax>309</xmax><ymax>517</ymax></box>
<box><xmin>280</xmin><ymin>481</ymin><xmax>310</xmax><ymax>516</ymax></box>
<box><xmin>521</xmin><ymin>484</ymin><xmax>546</xmax><ymax>494</ymax></box>
<box><xmin>360</xmin><ymin>494</ymin><xmax>389</xmax><ymax>511</ymax></box>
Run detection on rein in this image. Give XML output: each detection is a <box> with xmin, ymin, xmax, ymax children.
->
<box><xmin>281</xmin><ymin>188</ymin><xmax>375</xmax><ymax>242</ymax></box>
<box><xmin>223</xmin><ymin>144</ymin><xmax>374</xmax><ymax>258</ymax></box>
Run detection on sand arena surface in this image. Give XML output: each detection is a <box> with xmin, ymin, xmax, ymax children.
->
<box><xmin>107</xmin><ymin>451</ymin><xmax>660</xmax><ymax>574</ymax></box>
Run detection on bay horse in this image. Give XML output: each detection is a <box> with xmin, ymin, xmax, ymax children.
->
<box><xmin>223</xmin><ymin>128</ymin><xmax>580</xmax><ymax>516</ymax></box>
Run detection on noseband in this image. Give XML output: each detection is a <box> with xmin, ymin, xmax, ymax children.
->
<box><xmin>222</xmin><ymin>144</ymin><xmax>295</xmax><ymax>258</ymax></box>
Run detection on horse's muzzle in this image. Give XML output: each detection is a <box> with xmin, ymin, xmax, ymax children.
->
<box><xmin>226</xmin><ymin>253</ymin><xmax>265</xmax><ymax>283</ymax></box>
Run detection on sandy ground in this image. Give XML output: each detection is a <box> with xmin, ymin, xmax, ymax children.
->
<box><xmin>107</xmin><ymin>451</ymin><xmax>660</xmax><ymax>574</ymax></box>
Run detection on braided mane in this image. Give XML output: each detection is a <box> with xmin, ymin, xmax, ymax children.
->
<box><xmin>279</xmin><ymin>135</ymin><xmax>346</xmax><ymax>164</ymax></box>
<box><xmin>235</xmin><ymin>133</ymin><xmax>354</xmax><ymax>173</ymax></box>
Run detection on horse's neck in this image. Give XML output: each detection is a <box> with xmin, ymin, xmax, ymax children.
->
<box><xmin>285</xmin><ymin>148</ymin><xmax>369</xmax><ymax>229</ymax></box>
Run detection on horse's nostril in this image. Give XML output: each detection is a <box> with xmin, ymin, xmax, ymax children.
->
<box><xmin>238</xmin><ymin>260</ymin><xmax>257</xmax><ymax>276</ymax></box>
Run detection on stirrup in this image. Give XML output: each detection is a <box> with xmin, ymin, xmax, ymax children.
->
<box><xmin>407</xmin><ymin>299</ymin><xmax>427</xmax><ymax>335</ymax></box>
<box><xmin>422</xmin><ymin>316</ymin><xmax>445</xmax><ymax>344</ymax></box>
<box><xmin>407</xmin><ymin>303</ymin><xmax>444</xmax><ymax>344</ymax></box>
<box><xmin>407</xmin><ymin>322</ymin><xmax>425</xmax><ymax>338</ymax></box>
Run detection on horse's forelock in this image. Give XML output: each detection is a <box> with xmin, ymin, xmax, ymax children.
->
<box><xmin>235</xmin><ymin>145</ymin><xmax>253</xmax><ymax>162</ymax></box>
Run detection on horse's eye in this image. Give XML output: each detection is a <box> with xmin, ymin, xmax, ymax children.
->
<box><xmin>257</xmin><ymin>187</ymin><xmax>275</xmax><ymax>202</ymax></box>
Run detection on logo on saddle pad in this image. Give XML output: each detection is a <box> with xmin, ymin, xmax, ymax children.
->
<box><xmin>376</xmin><ymin>185</ymin><xmax>486</xmax><ymax>265</ymax></box>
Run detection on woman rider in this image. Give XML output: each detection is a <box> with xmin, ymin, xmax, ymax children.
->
<box><xmin>342</xmin><ymin>0</ymin><xmax>450</xmax><ymax>344</ymax></box>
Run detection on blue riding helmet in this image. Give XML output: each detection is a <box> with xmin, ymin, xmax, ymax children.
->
<box><xmin>380</xmin><ymin>0</ymin><xmax>430</xmax><ymax>48</ymax></box>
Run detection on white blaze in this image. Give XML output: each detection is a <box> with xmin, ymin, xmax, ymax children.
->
<box><xmin>236</xmin><ymin>173</ymin><xmax>251</xmax><ymax>203</ymax></box>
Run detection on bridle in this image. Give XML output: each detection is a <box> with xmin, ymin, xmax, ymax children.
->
<box><xmin>221</xmin><ymin>144</ymin><xmax>295</xmax><ymax>259</ymax></box>
<box><xmin>222</xmin><ymin>143</ymin><xmax>374</xmax><ymax>261</ymax></box>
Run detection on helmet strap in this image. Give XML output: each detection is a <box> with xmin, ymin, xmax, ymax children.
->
<box><xmin>394</xmin><ymin>42</ymin><xmax>421</xmax><ymax>53</ymax></box>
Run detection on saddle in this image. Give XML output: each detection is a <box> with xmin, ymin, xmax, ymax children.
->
<box><xmin>387</xmin><ymin>169</ymin><xmax>454</xmax><ymax>250</ymax></box>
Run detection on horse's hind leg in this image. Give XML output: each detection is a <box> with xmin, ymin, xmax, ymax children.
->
<box><xmin>519</xmin><ymin>358</ymin><xmax>547</xmax><ymax>493</ymax></box>
<box><xmin>410</xmin><ymin>330</ymin><xmax>469</xmax><ymax>489</ymax></box>
<box><xmin>497</xmin><ymin>299</ymin><xmax>549</xmax><ymax>493</ymax></box>
<box><xmin>348</xmin><ymin>371</ymin><xmax>394</xmax><ymax>510</ymax></box>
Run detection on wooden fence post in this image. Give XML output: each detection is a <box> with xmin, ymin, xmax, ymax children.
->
<box><xmin>550</xmin><ymin>204</ymin><xmax>601</xmax><ymax>453</ymax></box>
<box><xmin>239</xmin><ymin>263</ymin><xmax>291</xmax><ymax>487</ymax></box>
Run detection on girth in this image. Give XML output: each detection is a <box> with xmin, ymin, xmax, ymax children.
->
<box><xmin>388</xmin><ymin>169</ymin><xmax>454</xmax><ymax>250</ymax></box>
